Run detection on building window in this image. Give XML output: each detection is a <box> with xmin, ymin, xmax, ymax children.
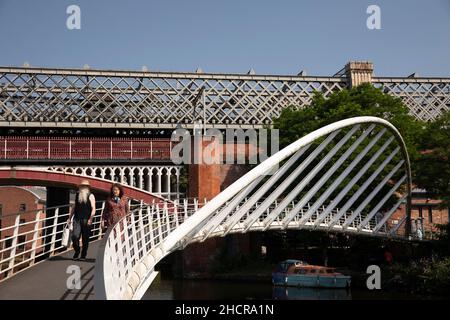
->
<box><xmin>19</xmin><ymin>203</ymin><xmax>26</xmax><ymax>212</ymax></box>
<box><xmin>20</xmin><ymin>219</ymin><xmax>26</xmax><ymax>224</ymax></box>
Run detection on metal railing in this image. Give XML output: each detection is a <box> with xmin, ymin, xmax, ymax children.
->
<box><xmin>0</xmin><ymin>201</ymin><xmax>108</xmax><ymax>281</ymax></box>
<box><xmin>0</xmin><ymin>136</ymin><xmax>172</xmax><ymax>161</ymax></box>
<box><xmin>0</xmin><ymin>196</ymin><xmax>192</xmax><ymax>283</ymax></box>
<box><xmin>95</xmin><ymin>194</ymin><xmax>414</xmax><ymax>300</ymax></box>
<box><xmin>95</xmin><ymin>198</ymin><xmax>206</xmax><ymax>299</ymax></box>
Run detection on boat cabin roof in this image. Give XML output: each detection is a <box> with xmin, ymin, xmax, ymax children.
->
<box><xmin>281</xmin><ymin>259</ymin><xmax>308</xmax><ymax>265</ymax></box>
<box><xmin>281</xmin><ymin>259</ymin><xmax>304</xmax><ymax>263</ymax></box>
<box><xmin>288</xmin><ymin>265</ymin><xmax>340</xmax><ymax>275</ymax></box>
<box><xmin>294</xmin><ymin>265</ymin><xmax>335</xmax><ymax>270</ymax></box>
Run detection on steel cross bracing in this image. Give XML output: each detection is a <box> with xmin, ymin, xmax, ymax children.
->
<box><xmin>95</xmin><ymin>117</ymin><xmax>413</xmax><ymax>300</ymax></box>
<box><xmin>372</xmin><ymin>78</ymin><xmax>450</xmax><ymax>121</ymax></box>
<box><xmin>1</xmin><ymin>67</ymin><xmax>448</xmax><ymax>129</ymax></box>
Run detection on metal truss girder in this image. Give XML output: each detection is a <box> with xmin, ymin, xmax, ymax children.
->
<box><xmin>1</xmin><ymin>67</ymin><xmax>449</xmax><ymax>128</ymax></box>
<box><xmin>372</xmin><ymin>78</ymin><xmax>450</xmax><ymax>121</ymax></box>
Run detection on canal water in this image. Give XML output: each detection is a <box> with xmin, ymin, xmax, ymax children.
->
<box><xmin>142</xmin><ymin>277</ymin><xmax>423</xmax><ymax>300</ymax></box>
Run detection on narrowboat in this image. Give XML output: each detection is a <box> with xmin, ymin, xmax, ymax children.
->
<box><xmin>272</xmin><ymin>260</ymin><xmax>351</xmax><ymax>288</ymax></box>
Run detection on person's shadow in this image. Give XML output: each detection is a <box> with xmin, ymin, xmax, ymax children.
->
<box><xmin>48</xmin><ymin>256</ymin><xmax>96</xmax><ymax>263</ymax></box>
<box><xmin>47</xmin><ymin>255</ymin><xmax>74</xmax><ymax>262</ymax></box>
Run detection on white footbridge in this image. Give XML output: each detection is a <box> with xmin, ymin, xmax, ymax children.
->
<box><xmin>94</xmin><ymin>116</ymin><xmax>412</xmax><ymax>299</ymax></box>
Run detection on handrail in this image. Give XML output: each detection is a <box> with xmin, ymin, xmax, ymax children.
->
<box><xmin>0</xmin><ymin>136</ymin><xmax>173</xmax><ymax>161</ymax></box>
<box><xmin>0</xmin><ymin>201</ymin><xmax>105</xmax><ymax>281</ymax></box>
<box><xmin>0</xmin><ymin>197</ymin><xmax>164</xmax><ymax>282</ymax></box>
<box><xmin>0</xmin><ymin>201</ymin><xmax>102</xmax><ymax>219</ymax></box>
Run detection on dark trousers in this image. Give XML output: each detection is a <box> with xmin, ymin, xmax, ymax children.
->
<box><xmin>72</xmin><ymin>218</ymin><xmax>91</xmax><ymax>257</ymax></box>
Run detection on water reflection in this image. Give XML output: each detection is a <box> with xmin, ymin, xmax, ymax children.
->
<box><xmin>143</xmin><ymin>278</ymin><xmax>272</xmax><ymax>300</ymax></box>
<box><xmin>142</xmin><ymin>277</ymin><xmax>430</xmax><ymax>300</ymax></box>
<box><xmin>143</xmin><ymin>278</ymin><xmax>352</xmax><ymax>300</ymax></box>
<box><xmin>272</xmin><ymin>286</ymin><xmax>351</xmax><ymax>300</ymax></box>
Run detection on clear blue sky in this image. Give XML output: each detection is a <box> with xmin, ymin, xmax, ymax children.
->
<box><xmin>0</xmin><ymin>0</ymin><xmax>449</xmax><ymax>76</ymax></box>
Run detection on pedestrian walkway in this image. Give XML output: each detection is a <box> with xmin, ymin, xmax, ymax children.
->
<box><xmin>0</xmin><ymin>241</ymin><xmax>100</xmax><ymax>300</ymax></box>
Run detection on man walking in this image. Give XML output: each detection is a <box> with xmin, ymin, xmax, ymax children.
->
<box><xmin>67</xmin><ymin>179</ymin><xmax>96</xmax><ymax>260</ymax></box>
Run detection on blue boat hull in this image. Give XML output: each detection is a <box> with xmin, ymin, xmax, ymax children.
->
<box><xmin>272</xmin><ymin>273</ymin><xmax>351</xmax><ymax>288</ymax></box>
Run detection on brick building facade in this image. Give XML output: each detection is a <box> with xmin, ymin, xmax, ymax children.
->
<box><xmin>390</xmin><ymin>191</ymin><xmax>449</xmax><ymax>239</ymax></box>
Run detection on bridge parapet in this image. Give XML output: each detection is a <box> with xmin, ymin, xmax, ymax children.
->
<box><xmin>0</xmin><ymin>196</ymin><xmax>192</xmax><ymax>284</ymax></box>
<box><xmin>0</xmin><ymin>136</ymin><xmax>172</xmax><ymax>162</ymax></box>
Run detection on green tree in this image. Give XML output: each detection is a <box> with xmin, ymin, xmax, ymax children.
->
<box><xmin>414</xmin><ymin>111</ymin><xmax>450</xmax><ymax>207</ymax></box>
<box><xmin>273</xmin><ymin>83</ymin><xmax>424</xmax><ymax>160</ymax></box>
<box><xmin>273</xmin><ymin>83</ymin><xmax>429</xmax><ymax>184</ymax></box>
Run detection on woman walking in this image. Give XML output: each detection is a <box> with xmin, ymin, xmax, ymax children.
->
<box><xmin>102</xmin><ymin>183</ymin><xmax>129</xmax><ymax>229</ymax></box>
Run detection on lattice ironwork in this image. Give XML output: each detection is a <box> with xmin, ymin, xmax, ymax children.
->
<box><xmin>0</xmin><ymin>66</ymin><xmax>345</xmax><ymax>128</ymax></box>
<box><xmin>373</xmin><ymin>77</ymin><xmax>450</xmax><ymax>121</ymax></box>
<box><xmin>0</xmin><ymin>67</ymin><xmax>449</xmax><ymax>129</ymax></box>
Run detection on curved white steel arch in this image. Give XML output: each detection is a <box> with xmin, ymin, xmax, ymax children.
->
<box><xmin>95</xmin><ymin>116</ymin><xmax>412</xmax><ymax>300</ymax></box>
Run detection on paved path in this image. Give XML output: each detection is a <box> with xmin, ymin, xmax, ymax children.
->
<box><xmin>0</xmin><ymin>241</ymin><xmax>100</xmax><ymax>300</ymax></box>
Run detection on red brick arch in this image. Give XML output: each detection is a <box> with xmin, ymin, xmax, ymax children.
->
<box><xmin>0</xmin><ymin>167</ymin><xmax>167</xmax><ymax>204</ymax></box>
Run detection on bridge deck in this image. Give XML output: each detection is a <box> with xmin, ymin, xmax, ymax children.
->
<box><xmin>0</xmin><ymin>241</ymin><xmax>100</xmax><ymax>300</ymax></box>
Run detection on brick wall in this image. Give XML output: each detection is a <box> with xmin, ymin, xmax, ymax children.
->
<box><xmin>183</xmin><ymin>139</ymin><xmax>255</xmax><ymax>276</ymax></box>
<box><xmin>0</xmin><ymin>187</ymin><xmax>46</xmax><ymax>277</ymax></box>
<box><xmin>390</xmin><ymin>198</ymin><xmax>449</xmax><ymax>238</ymax></box>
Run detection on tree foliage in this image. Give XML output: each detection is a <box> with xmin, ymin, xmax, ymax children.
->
<box><xmin>273</xmin><ymin>83</ymin><xmax>449</xmax><ymax>207</ymax></box>
<box><xmin>273</xmin><ymin>83</ymin><xmax>423</xmax><ymax>161</ymax></box>
<box><xmin>414</xmin><ymin>111</ymin><xmax>450</xmax><ymax>207</ymax></box>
